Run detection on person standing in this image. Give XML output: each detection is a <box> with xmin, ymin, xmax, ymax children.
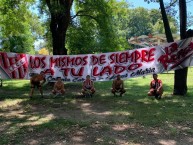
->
<box><xmin>29</xmin><ymin>72</ymin><xmax>46</xmax><ymax>98</ymax></box>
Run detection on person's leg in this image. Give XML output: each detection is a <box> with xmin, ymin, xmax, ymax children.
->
<box><xmin>29</xmin><ymin>83</ymin><xmax>35</xmax><ymax>98</ymax></box>
<box><xmin>91</xmin><ymin>88</ymin><xmax>95</xmax><ymax>94</ymax></box>
<box><xmin>52</xmin><ymin>89</ymin><xmax>56</xmax><ymax>95</ymax></box>
<box><xmin>148</xmin><ymin>89</ymin><xmax>157</xmax><ymax>99</ymax></box>
<box><xmin>61</xmin><ymin>89</ymin><xmax>65</xmax><ymax>95</ymax></box>
<box><xmin>82</xmin><ymin>89</ymin><xmax>86</xmax><ymax>95</ymax></box>
<box><xmin>29</xmin><ymin>88</ymin><xmax>34</xmax><ymax>98</ymax></box>
<box><xmin>120</xmin><ymin>88</ymin><xmax>126</xmax><ymax>96</ymax></box>
<box><xmin>38</xmin><ymin>86</ymin><xmax>43</xmax><ymax>98</ymax></box>
<box><xmin>0</xmin><ymin>79</ymin><xmax>2</xmax><ymax>87</ymax></box>
<box><xmin>156</xmin><ymin>87</ymin><xmax>163</xmax><ymax>99</ymax></box>
<box><xmin>111</xmin><ymin>88</ymin><xmax>116</xmax><ymax>96</ymax></box>
<box><xmin>148</xmin><ymin>88</ymin><xmax>155</xmax><ymax>96</ymax></box>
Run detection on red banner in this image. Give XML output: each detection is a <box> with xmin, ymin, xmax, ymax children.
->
<box><xmin>0</xmin><ymin>38</ymin><xmax>193</xmax><ymax>82</ymax></box>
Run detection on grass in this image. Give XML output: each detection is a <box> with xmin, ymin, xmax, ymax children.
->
<box><xmin>0</xmin><ymin>68</ymin><xmax>193</xmax><ymax>144</ymax></box>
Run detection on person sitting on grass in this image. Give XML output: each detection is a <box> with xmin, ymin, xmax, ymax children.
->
<box><xmin>82</xmin><ymin>75</ymin><xmax>95</xmax><ymax>97</ymax></box>
<box><xmin>148</xmin><ymin>73</ymin><xmax>163</xmax><ymax>99</ymax></box>
<box><xmin>29</xmin><ymin>71</ymin><xmax>46</xmax><ymax>98</ymax></box>
<box><xmin>111</xmin><ymin>74</ymin><xmax>126</xmax><ymax>96</ymax></box>
<box><xmin>52</xmin><ymin>77</ymin><xmax>65</xmax><ymax>96</ymax></box>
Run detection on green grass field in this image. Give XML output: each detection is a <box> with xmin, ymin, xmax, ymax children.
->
<box><xmin>0</xmin><ymin>69</ymin><xmax>193</xmax><ymax>145</ymax></box>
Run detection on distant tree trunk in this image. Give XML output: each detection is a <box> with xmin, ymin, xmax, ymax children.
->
<box><xmin>46</xmin><ymin>0</ymin><xmax>73</xmax><ymax>55</ymax></box>
<box><xmin>173</xmin><ymin>0</ymin><xmax>187</xmax><ymax>95</ymax></box>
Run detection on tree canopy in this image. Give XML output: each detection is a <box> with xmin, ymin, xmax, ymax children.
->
<box><xmin>0</xmin><ymin>0</ymin><xmax>45</xmax><ymax>54</ymax></box>
<box><xmin>0</xmin><ymin>0</ymin><xmax>182</xmax><ymax>55</ymax></box>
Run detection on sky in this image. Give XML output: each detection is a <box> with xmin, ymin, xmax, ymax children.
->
<box><xmin>128</xmin><ymin>0</ymin><xmax>160</xmax><ymax>9</ymax></box>
<box><xmin>128</xmin><ymin>0</ymin><xmax>193</xmax><ymax>29</ymax></box>
<box><xmin>128</xmin><ymin>0</ymin><xmax>193</xmax><ymax>11</ymax></box>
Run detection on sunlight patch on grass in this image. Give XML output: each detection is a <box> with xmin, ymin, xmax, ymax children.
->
<box><xmin>158</xmin><ymin>139</ymin><xmax>176</xmax><ymax>145</ymax></box>
<box><xmin>87</xmin><ymin>110</ymin><xmax>112</xmax><ymax>116</ymax></box>
<box><xmin>137</xmin><ymin>97</ymin><xmax>154</xmax><ymax>104</ymax></box>
<box><xmin>71</xmin><ymin>130</ymin><xmax>85</xmax><ymax>143</ymax></box>
<box><xmin>0</xmin><ymin>99</ymin><xmax>25</xmax><ymax>108</ymax></box>
<box><xmin>165</xmin><ymin>98</ymin><xmax>181</xmax><ymax>103</ymax></box>
<box><xmin>80</xmin><ymin>102</ymin><xmax>113</xmax><ymax>116</ymax></box>
<box><xmin>117</xmin><ymin>100</ymin><xmax>130</xmax><ymax>105</ymax></box>
<box><xmin>100</xmin><ymin>93</ymin><xmax>111</xmax><ymax>97</ymax></box>
<box><xmin>3</xmin><ymin>80</ymin><xmax>29</xmax><ymax>88</ymax></box>
<box><xmin>24</xmin><ymin>114</ymin><xmax>55</xmax><ymax>126</ymax></box>
<box><xmin>112</xmin><ymin>124</ymin><xmax>130</xmax><ymax>131</ymax></box>
<box><xmin>112</xmin><ymin>111</ymin><xmax>131</xmax><ymax>116</ymax></box>
<box><xmin>0</xmin><ymin>110</ymin><xmax>25</xmax><ymax>119</ymax></box>
<box><xmin>70</xmin><ymin>99</ymin><xmax>78</xmax><ymax>104</ymax></box>
<box><xmin>81</xmin><ymin>103</ymin><xmax>91</xmax><ymax>107</ymax></box>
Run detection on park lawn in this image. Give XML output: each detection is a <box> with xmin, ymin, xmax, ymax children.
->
<box><xmin>0</xmin><ymin>69</ymin><xmax>193</xmax><ymax>145</ymax></box>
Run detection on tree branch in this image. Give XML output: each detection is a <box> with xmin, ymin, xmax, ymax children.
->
<box><xmin>45</xmin><ymin>0</ymin><xmax>51</xmax><ymax>9</ymax></box>
<box><xmin>73</xmin><ymin>14</ymin><xmax>98</xmax><ymax>22</ymax></box>
<box><xmin>71</xmin><ymin>10</ymin><xmax>86</xmax><ymax>19</ymax></box>
<box><xmin>165</xmin><ymin>0</ymin><xmax>178</xmax><ymax>9</ymax></box>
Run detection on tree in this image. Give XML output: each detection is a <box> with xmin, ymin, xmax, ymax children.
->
<box><xmin>145</xmin><ymin>0</ymin><xmax>189</xmax><ymax>95</ymax></box>
<box><xmin>127</xmin><ymin>7</ymin><xmax>178</xmax><ymax>38</ymax></box>
<box><xmin>0</xmin><ymin>0</ymin><xmax>44</xmax><ymax>54</ymax></box>
<box><xmin>41</xmin><ymin>0</ymin><xmax>131</xmax><ymax>55</ymax></box>
<box><xmin>66</xmin><ymin>0</ymin><xmax>130</xmax><ymax>54</ymax></box>
<box><xmin>42</xmin><ymin>0</ymin><xmax>73</xmax><ymax>55</ymax></box>
<box><xmin>127</xmin><ymin>7</ymin><xmax>153</xmax><ymax>38</ymax></box>
<box><xmin>151</xmin><ymin>9</ymin><xmax>178</xmax><ymax>34</ymax></box>
<box><xmin>173</xmin><ymin>0</ymin><xmax>188</xmax><ymax>95</ymax></box>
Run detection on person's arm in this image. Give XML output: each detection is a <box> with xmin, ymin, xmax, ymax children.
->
<box><xmin>30</xmin><ymin>77</ymin><xmax>33</xmax><ymax>86</ymax></box>
<box><xmin>112</xmin><ymin>80</ymin><xmax>115</xmax><ymax>89</ymax></box>
<box><xmin>91</xmin><ymin>81</ymin><xmax>94</xmax><ymax>89</ymax></box>
<box><xmin>61</xmin><ymin>83</ymin><xmax>64</xmax><ymax>90</ymax></box>
<box><xmin>150</xmin><ymin>81</ymin><xmax>153</xmax><ymax>89</ymax></box>
<box><xmin>82</xmin><ymin>81</ymin><xmax>86</xmax><ymax>89</ymax></box>
<box><xmin>121</xmin><ymin>80</ymin><xmax>124</xmax><ymax>89</ymax></box>
<box><xmin>40</xmin><ymin>77</ymin><xmax>46</xmax><ymax>85</ymax></box>
<box><xmin>53</xmin><ymin>82</ymin><xmax>57</xmax><ymax>90</ymax></box>
<box><xmin>157</xmin><ymin>80</ymin><xmax>163</xmax><ymax>91</ymax></box>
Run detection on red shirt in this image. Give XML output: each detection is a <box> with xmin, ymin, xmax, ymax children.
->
<box><xmin>150</xmin><ymin>79</ymin><xmax>162</xmax><ymax>89</ymax></box>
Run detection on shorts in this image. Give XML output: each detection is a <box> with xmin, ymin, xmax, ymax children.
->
<box><xmin>31</xmin><ymin>81</ymin><xmax>41</xmax><ymax>88</ymax></box>
<box><xmin>85</xmin><ymin>87</ymin><xmax>91</xmax><ymax>90</ymax></box>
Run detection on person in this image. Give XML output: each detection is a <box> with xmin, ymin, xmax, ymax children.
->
<box><xmin>82</xmin><ymin>75</ymin><xmax>95</xmax><ymax>97</ymax></box>
<box><xmin>52</xmin><ymin>77</ymin><xmax>65</xmax><ymax>96</ymax></box>
<box><xmin>148</xmin><ymin>73</ymin><xmax>163</xmax><ymax>99</ymax></box>
<box><xmin>29</xmin><ymin>71</ymin><xmax>46</xmax><ymax>98</ymax></box>
<box><xmin>111</xmin><ymin>74</ymin><xmax>126</xmax><ymax>96</ymax></box>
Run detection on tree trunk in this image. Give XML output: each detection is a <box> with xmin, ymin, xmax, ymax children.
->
<box><xmin>46</xmin><ymin>0</ymin><xmax>73</xmax><ymax>55</ymax></box>
<box><xmin>50</xmin><ymin>18</ymin><xmax>68</xmax><ymax>55</ymax></box>
<box><xmin>159</xmin><ymin>0</ymin><xmax>174</xmax><ymax>42</ymax></box>
<box><xmin>173</xmin><ymin>0</ymin><xmax>187</xmax><ymax>95</ymax></box>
